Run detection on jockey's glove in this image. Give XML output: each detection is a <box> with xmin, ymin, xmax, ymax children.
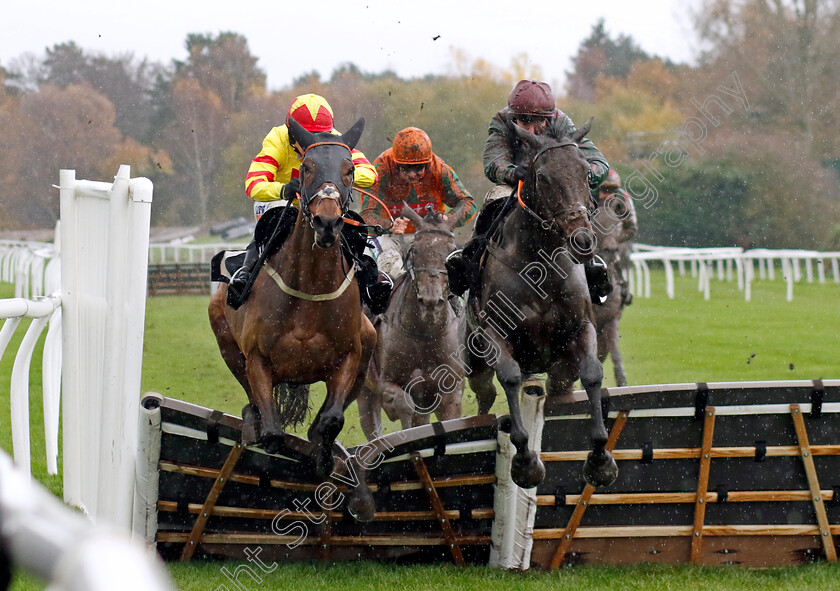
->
<box><xmin>504</xmin><ymin>165</ymin><xmax>527</xmax><ymax>186</ymax></box>
<box><xmin>281</xmin><ymin>178</ymin><xmax>300</xmax><ymax>200</ymax></box>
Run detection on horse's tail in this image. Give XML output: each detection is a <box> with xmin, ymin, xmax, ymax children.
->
<box><xmin>273</xmin><ymin>383</ymin><xmax>311</xmax><ymax>429</ymax></box>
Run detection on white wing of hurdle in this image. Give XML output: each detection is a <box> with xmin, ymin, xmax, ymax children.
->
<box><xmin>0</xmin><ymin>165</ymin><xmax>152</xmax><ymax>533</ymax></box>
<box><xmin>58</xmin><ymin>165</ymin><xmax>153</xmax><ymax>529</ymax></box>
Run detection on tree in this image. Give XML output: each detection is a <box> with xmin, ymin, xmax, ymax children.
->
<box><xmin>0</xmin><ymin>84</ymin><xmax>161</xmax><ymax>228</ymax></box>
<box><xmin>692</xmin><ymin>0</ymin><xmax>840</xmax><ymax>157</ymax></box>
<box><xmin>157</xmin><ymin>79</ymin><xmax>230</xmax><ymax>225</ymax></box>
<box><xmin>21</xmin><ymin>42</ymin><xmax>165</xmax><ymax>142</ymax></box>
<box><xmin>174</xmin><ymin>32</ymin><xmax>265</xmax><ymax>112</ymax></box>
<box><xmin>566</xmin><ymin>19</ymin><xmax>653</xmax><ymax>101</ymax></box>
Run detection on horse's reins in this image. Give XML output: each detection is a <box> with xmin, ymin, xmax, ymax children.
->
<box><xmin>516</xmin><ymin>141</ymin><xmax>591</xmax><ymax>232</ymax></box>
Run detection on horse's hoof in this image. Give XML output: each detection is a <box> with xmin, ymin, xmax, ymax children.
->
<box><xmin>260</xmin><ymin>434</ymin><xmax>284</xmax><ymax>455</ymax></box>
<box><xmin>347</xmin><ymin>488</ymin><xmax>376</xmax><ymax>523</ymax></box>
<box><xmin>583</xmin><ymin>450</ymin><xmax>618</xmax><ymax>487</ymax></box>
<box><xmin>511</xmin><ymin>450</ymin><xmax>546</xmax><ymax>489</ymax></box>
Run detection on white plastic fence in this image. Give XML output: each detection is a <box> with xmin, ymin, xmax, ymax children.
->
<box><xmin>60</xmin><ymin>165</ymin><xmax>153</xmax><ymax>529</ymax></box>
<box><xmin>0</xmin><ymin>165</ymin><xmax>152</xmax><ymax>532</ymax></box>
<box><xmin>629</xmin><ymin>244</ymin><xmax>840</xmax><ymax>301</ymax></box>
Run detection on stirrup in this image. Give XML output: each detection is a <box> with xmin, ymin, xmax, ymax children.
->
<box><xmin>226</xmin><ymin>268</ymin><xmax>250</xmax><ymax>309</ymax></box>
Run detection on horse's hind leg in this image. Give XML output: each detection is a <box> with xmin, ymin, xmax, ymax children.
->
<box><xmin>468</xmin><ymin>351</ymin><xmax>498</xmax><ymax>415</ymax></box>
<box><xmin>575</xmin><ymin>321</ymin><xmax>618</xmax><ymax>487</ymax></box>
<box><xmin>208</xmin><ymin>290</ymin><xmax>251</xmax><ymax>395</ymax></box>
<box><xmin>605</xmin><ymin>319</ymin><xmax>627</xmax><ymax>387</ymax></box>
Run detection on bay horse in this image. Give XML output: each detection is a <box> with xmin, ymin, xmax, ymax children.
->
<box><xmin>466</xmin><ymin>119</ymin><xmax>618</xmax><ymax>489</ymax></box>
<box><xmin>357</xmin><ymin>205</ymin><xmax>465</xmax><ymax>439</ymax></box>
<box><xmin>591</xmin><ymin>194</ymin><xmax>634</xmax><ymax>387</ymax></box>
<box><xmin>208</xmin><ymin>118</ymin><xmax>377</xmax><ymax>519</ymax></box>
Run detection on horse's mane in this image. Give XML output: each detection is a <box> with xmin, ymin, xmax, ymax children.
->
<box><xmin>421</xmin><ymin>209</ymin><xmax>447</xmax><ymax>225</ymax></box>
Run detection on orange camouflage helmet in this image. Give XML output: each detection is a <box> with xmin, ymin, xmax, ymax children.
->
<box><xmin>601</xmin><ymin>169</ymin><xmax>622</xmax><ymax>189</ymax></box>
<box><xmin>286</xmin><ymin>94</ymin><xmax>335</xmax><ymax>133</ymax></box>
<box><xmin>392</xmin><ymin>127</ymin><xmax>433</xmax><ymax>164</ymax></box>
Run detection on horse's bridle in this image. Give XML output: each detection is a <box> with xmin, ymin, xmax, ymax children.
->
<box><xmin>517</xmin><ymin>140</ymin><xmax>591</xmax><ymax>233</ymax></box>
<box><xmin>297</xmin><ymin>141</ymin><xmax>355</xmax><ymax>228</ymax></box>
<box><xmin>404</xmin><ymin>228</ymin><xmax>454</xmax><ymax>283</ymax></box>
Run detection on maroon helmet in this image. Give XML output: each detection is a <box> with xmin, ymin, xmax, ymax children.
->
<box><xmin>508</xmin><ymin>79</ymin><xmax>556</xmax><ymax>116</ymax></box>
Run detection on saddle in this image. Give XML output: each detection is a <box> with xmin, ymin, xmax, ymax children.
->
<box><xmin>210</xmin><ymin>205</ymin><xmax>298</xmax><ymax>284</ymax></box>
<box><xmin>211</xmin><ymin>207</ymin><xmax>388</xmax><ymax>311</ymax></box>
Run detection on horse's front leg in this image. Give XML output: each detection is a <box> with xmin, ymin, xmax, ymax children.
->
<box><xmin>494</xmin><ymin>349</ymin><xmax>545</xmax><ymax>489</ymax></box>
<box><xmin>357</xmin><ymin>385</ymin><xmax>383</xmax><ymax>441</ymax></box>
<box><xmin>577</xmin><ymin>320</ymin><xmax>618</xmax><ymax>487</ymax></box>
<box><xmin>245</xmin><ymin>353</ymin><xmax>284</xmax><ymax>453</ymax></box>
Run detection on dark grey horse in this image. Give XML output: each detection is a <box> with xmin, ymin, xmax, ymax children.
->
<box><xmin>358</xmin><ymin>205</ymin><xmax>465</xmax><ymax>439</ymax></box>
<box><xmin>591</xmin><ymin>192</ymin><xmax>636</xmax><ymax>387</ymax></box>
<box><xmin>466</xmin><ymin>120</ymin><xmax>618</xmax><ymax>489</ymax></box>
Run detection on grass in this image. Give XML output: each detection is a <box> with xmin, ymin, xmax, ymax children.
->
<box><xmin>2</xmin><ymin>270</ymin><xmax>840</xmax><ymax>590</ymax></box>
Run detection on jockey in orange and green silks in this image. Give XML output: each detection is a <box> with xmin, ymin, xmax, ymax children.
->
<box><xmin>244</xmin><ymin>93</ymin><xmax>378</xmax><ymax>220</ymax></box>
<box><xmin>361</xmin><ymin>127</ymin><xmax>476</xmax><ymax>281</ymax></box>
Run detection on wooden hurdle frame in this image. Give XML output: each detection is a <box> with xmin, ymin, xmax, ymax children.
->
<box><xmin>135</xmin><ymin>380</ymin><xmax>840</xmax><ymax>568</ymax></box>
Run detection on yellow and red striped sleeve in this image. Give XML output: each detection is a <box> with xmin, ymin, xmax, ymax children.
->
<box><xmin>350</xmin><ymin>148</ymin><xmax>377</xmax><ymax>188</ymax></box>
<box><xmin>244</xmin><ymin>126</ymin><xmax>297</xmax><ymax>202</ymax></box>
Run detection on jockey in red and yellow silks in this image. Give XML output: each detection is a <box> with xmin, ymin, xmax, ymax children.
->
<box><xmin>244</xmin><ymin>94</ymin><xmax>377</xmax><ymax>218</ymax></box>
<box><xmin>227</xmin><ymin>94</ymin><xmax>385</xmax><ymax>311</ymax></box>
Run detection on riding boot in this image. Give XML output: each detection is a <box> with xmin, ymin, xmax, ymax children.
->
<box><xmin>445</xmin><ymin>249</ymin><xmax>470</xmax><ymax>297</ymax></box>
<box><xmin>584</xmin><ymin>255</ymin><xmax>612</xmax><ymax>305</ymax></box>
<box><xmin>445</xmin><ymin>237</ymin><xmax>483</xmax><ymax>297</ymax></box>
<box><xmin>357</xmin><ymin>254</ymin><xmax>393</xmax><ymax>315</ymax></box>
<box><xmin>227</xmin><ymin>239</ymin><xmax>260</xmax><ymax>309</ymax></box>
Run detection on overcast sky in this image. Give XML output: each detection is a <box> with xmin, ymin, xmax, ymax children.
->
<box><xmin>2</xmin><ymin>0</ymin><xmax>701</xmax><ymax>92</ymax></box>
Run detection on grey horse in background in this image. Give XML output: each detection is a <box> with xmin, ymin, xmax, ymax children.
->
<box><xmin>591</xmin><ymin>190</ymin><xmax>637</xmax><ymax>387</ymax></box>
<box><xmin>358</xmin><ymin>205</ymin><xmax>466</xmax><ymax>439</ymax></box>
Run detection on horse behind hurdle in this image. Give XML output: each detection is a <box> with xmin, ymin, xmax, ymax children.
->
<box><xmin>208</xmin><ymin>117</ymin><xmax>377</xmax><ymax>520</ymax></box>
<box><xmin>591</xmin><ymin>193</ymin><xmax>635</xmax><ymax>387</ymax></box>
<box><xmin>358</xmin><ymin>205</ymin><xmax>465</xmax><ymax>439</ymax></box>
<box><xmin>465</xmin><ymin>119</ymin><xmax>618</xmax><ymax>490</ymax></box>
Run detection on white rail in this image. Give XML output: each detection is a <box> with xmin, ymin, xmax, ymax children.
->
<box><xmin>630</xmin><ymin>245</ymin><xmax>840</xmax><ymax>301</ymax></box>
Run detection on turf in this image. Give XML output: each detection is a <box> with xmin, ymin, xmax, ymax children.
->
<box><xmin>2</xmin><ymin>270</ymin><xmax>839</xmax><ymax>590</ymax></box>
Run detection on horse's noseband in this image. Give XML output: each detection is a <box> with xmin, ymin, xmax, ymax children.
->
<box><xmin>299</xmin><ymin>141</ymin><xmax>354</xmax><ymax>227</ymax></box>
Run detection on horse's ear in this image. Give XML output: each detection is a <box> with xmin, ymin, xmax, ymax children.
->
<box><xmin>571</xmin><ymin>117</ymin><xmax>594</xmax><ymax>144</ymax></box>
<box><xmin>288</xmin><ymin>118</ymin><xmax>316</xmax><ymax>150</ymax></box>
<box><xmin>400</xmin><ymin>202</ymin><xmax>425</xmax><ymax>229</ymax></box>
<box><xmin>445</xmin><ymin>202</ymin><xmax>467</xmax><ymax>231</ymax></box>
<box><xmin>511</xmin><ymin>123</ymin><xmax>541</xmax><ymax>156</ymax></box>
<box><xmin>340</xmin><ymin>118</ymin><xmax>365</xmax><ymax>150</ymax></box>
